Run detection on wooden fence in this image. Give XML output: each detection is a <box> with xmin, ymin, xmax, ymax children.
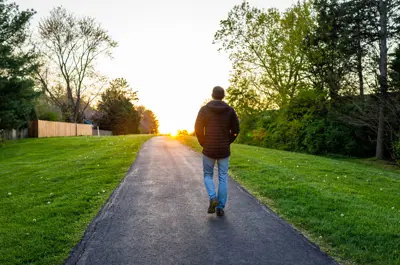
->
<box><xmin>29</xmin><ymin>120</ymin><xmax>92</xmax><ymax>138</ymax></box>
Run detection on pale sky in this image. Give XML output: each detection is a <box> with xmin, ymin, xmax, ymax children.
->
<box><xmin>18</xmin><ymin>0</ymin><xmax>295</xmax><ymax>133</ymax></box>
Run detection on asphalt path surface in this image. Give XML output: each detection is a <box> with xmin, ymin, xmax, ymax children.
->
<box><xmin>65</xmin><ymin>136</ymin><xmax>338</xmax><ymax>265</ymax></box>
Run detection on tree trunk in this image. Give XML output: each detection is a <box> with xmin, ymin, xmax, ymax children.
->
<box><xmin>66</xmin><ymin>84</ymin><xmax>75</xmax><ymax>122</ymax></box>
<box><xmin>357</xmin><ymin>44</ymin><xmax>364</xmax><ymax>96</ymax></box>
<box><xmin>74</xmin><ymin>97</ymin><xmax>80</xmax><ymax>123</ymax></box>
<box><xmin>376</xmin><ymin>101</ymin><xmax>385</xmax><ymax>159</ymax></box>
<box><xmin>356</xmin><ymin>16</ymin><xmax>364</xmax><ymax>96</ymax></box>
<box><xmin>376</xmin><ymin>0</ymin><xmax>388</xmax><ymax>160</ymax></box>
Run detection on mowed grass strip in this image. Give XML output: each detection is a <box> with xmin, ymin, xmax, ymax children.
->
<box><xmin>0</xmin><ymin>135</ymin><xmax>152</xmax><ymax>265</ymax></box>
<box><xmin>177</xmin><ymin>136</ymin><xmax>400</xmax><ymax>265</ymax></box>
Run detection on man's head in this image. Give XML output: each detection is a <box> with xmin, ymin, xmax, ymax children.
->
<box><xmin>212</xmin><ymin>86</ymin><xmax>225</xmax><ymax>100</ymax></box>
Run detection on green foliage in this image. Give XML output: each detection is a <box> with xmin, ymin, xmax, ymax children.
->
<box><xmin>395</xmin><ymin>140</ymin><xmax>400</xmax><ymax>164</ymax></box>
<box><xmin>0</xmin><ymin>1</ymin><xmax>39</xmax><ymax>129</ymax></box>
<box><xmin>235</xmin><ymin>89</ymin><xmax>376</xmax><ymax>157</ymax></box>
<box><xmin>226</xmin><ymin>74</ymin><xmax>265</xmax><ymax>117</ymax></box>
<box><xmin>217</xmin><ymin>0</ymin><xmax>400</xmax><ymax>160</ymax></box>
<box><xmin>389</xmin><ymin>44</ymin><xmax>400</xmax><ymax>91</ymax></box>
<box><xmin>139</xmin><ymin>109</ymin><xmax>159</xmax><ymax>134</ymax></box>
<box><xmin>38</xmin><ymin>111</ymin><xmax>59</xmax><ymax>121</ymax></box>
<box><xmin>35</xmin><ymin>95</ymin><xmax>61</xmax><ymax>121</ymax></box>
<box><xmin>0</xmin><ymin>78</ymin><xmax>39</xmax><ymax>129</ymax></box>
<box><xmin>306</xmin><ymin>0</ymin><xmax>357</xmax><ymax>97</ymax></box>
<box><xmin>0</xmin><ymin>129</ymin><xmax>5</xmax><ymax>147</ymax></box>
<box><xmin>303</xmin><ymin>118</ymin><xmax>360</xmax><ymax>155</ymax></box>
<box><xmin>179</xmin><ymin>136</ymin><xmax>400</xmax><ymax>265</ymax></box>
<box><xmin>215</xmin><ymin>1</ymin><xmax>314</xmax><ymax>110</ymax></box>
<box><xmin>95</xmin><ymin>78</ymin><xmax>140</xmax><ymax>135</ymax></box>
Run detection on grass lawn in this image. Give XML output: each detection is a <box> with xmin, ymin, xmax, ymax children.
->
<box><xmin>177</xmin><ymin>136</ymin><xmax>400</xmax><ymax>265</ymax></box>
<box><xmin>0</xmin><ymin>135</ymin><xmax>152</xmax><ymax>265</ymax></box>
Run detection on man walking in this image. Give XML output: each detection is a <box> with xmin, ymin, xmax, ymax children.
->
<box><xmin>195</xmin><ymin>86</ymin><xmax>240</xmax><ymax>217</ymax></box>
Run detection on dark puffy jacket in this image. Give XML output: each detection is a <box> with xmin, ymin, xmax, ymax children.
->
<box><xmin>195</xmin><ymin>100</ymin><xmax>240</xmax><ymax>159</ymax></box>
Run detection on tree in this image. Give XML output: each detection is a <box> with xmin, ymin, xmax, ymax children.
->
<box><xmin>309</xmin><ymin>0</ymin><xmax>400</xmax><ymax>159</ymax></box>
<box><xmin>94</xmin><ymin>78</ymin><xmax>140</xmax><ymax>135</ymax></box>
<box><xmin>136</xmin><ymin>105</ymin><xmax>146</xmax><ymax>121</ymax></box>
<box><xmin>389</xmin><ymin>44</ymin><xmax>400</xmax><ymax>90</ymax></box>
<box><xmin>346</xmin><ymin>0</ymin><xmax>400</xmax><ymax>159</ymax></box>
<box><xmin>137</xmin><ymin>105</ymin><xmax>159</xmax><ymax>134</ymax></box>
<box><xmin>177</xmin><ymin>130</ymin><xmax>189</xmax><ymax>136</ymax></box>
<box><xmin>329</xmin><ymin>0</ymin><xmax>376</xmax><ymax>97</ymax></box>
<box><xmin>362</xmin><ymin>0</ymin><xmax>400</xmax><ymax>159</ymax></box>
<box><xmin>140</xmin><ymin>109</ymin><xmax>159</xmax><ymax>134</ymax></box>
<box><xmin>226</xmin><ymin>71</ymin><xmax>266</xmax><ymax>118</ymax></box>
<box><xmin>35</xmin><ymin>6</ymin><xmax>117</xmax><ymax>123</ymax></box>
<box><xmin>0</xmin><ymin>1</ymin><xmax>39</xmax><ymax>130</ymax></box>
<box><xmin>215</xmin><ymin>0</ymin><xmax>400</xmax><ymax>160</ymax></box>
<box><xmin>343</xmin><ymin>0</ymin><xmax>376</xmax><ymax>97</ymax></box>
<box><xmin>304</xmin><ymin>0</ymin><xmax>358</xmax><ymax>98</ymax></box>
<box><xmin>214</xmin><ymin>1</ymin><xmax>314</xmax><ymax>108</ymax></box>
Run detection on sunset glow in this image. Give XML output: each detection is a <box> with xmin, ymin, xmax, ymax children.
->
<box><xmin>147</xmin><ymin>97</ymin><xmax>204</xmax><ymax>134</ymax></box>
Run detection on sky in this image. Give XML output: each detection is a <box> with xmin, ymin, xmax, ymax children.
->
<box><xmin>18</xmin><ymin>0</ymin><xmax>295</xmax><ymax>134</ymax></box>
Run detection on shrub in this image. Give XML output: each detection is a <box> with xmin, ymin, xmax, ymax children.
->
<box><xmin>39</xmin><ymin>111</ymin><xmax>59</xmax><ymax>121</ymax></box>
<box><xmin>303</xmin><ymin>118</ymin><xmax>326</xmax><ymax>154</ymax></box>
<box><xmin>0</xmin><ymin>130</ymin><xmax>6</xmax><ymax>147</ymax></box>
<box><xmin>233</xmin><ymin>89</ymin><xmax>379</xmax><ymax>157</ymax></box>
<box><xmin>395</xmin><ymin>140</ymin><xmax>400</xmax><ymax>164</ymax></box>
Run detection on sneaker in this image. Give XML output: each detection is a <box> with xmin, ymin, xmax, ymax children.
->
<box><xmin>207</xmin><ymin>198</ymin><xmax>219</xmax><ymax>214</ymax></box>
<box><xmin>216</xmin><ymin>208</ymin><xmax>225</xmax><ymax>217</ymax></box>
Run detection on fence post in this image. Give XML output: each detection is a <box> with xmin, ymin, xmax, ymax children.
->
<box><xmin>97</xmin><ymin>126</ymin><xmax>100</xmax><ymax>137</ymax></box>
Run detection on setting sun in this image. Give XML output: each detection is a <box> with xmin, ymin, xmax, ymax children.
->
<box><xmin>157</xmin><ymin>117</ymin><xmax>193</xmax><ymax>135</ymax></box>
<box><xmin>141</xmin><ymin>95</ymin><xmax>205</xmax><ymax>135</ymax></box>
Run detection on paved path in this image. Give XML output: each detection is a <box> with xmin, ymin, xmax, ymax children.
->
<box><xmin>65</xmin><ymin>137</ymin><xmax>337</xmax><ymax>265</ymax></box>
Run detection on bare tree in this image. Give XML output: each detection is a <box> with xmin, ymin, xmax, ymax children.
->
<box><xmin>35</xmin><ymin>6</ymin><xmax>117</xmax><ymax>122</ymax></box>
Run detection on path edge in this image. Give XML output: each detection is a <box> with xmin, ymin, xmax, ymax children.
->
<box><xmin>63</xmin><ymin>138</ymin><xmax>152</xmax><ymax>265</ymax></box>
<box><xmin>178</xmin><ymin>140</ymin><xmax>339</xmax><ymax>265</ymax></box>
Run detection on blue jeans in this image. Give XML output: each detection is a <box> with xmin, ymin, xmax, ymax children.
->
<box><xmin>203</xmin><ymin>155</ymin><xmax>230</xmax><ymax>209</ymax></box>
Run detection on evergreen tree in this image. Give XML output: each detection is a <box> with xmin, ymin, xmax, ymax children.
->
<box><xmin>95</xmin><ymin>78</ymin><xmax>140</xmax><ymax>135</ymax></box>
<box><xmin>0</xmin><ymin>1</ymin><xmax>39</xmax><ymax>129</ymax></box>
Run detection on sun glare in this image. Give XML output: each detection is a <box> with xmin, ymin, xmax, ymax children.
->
<box><xmin>157</xmin><ymin>116</ymin><xmax>194</xmax><ymax>136</ymax></box>
<box><xmin>144</xmin><ymin>95</ymin><xmax>202</xmax><ymax>136</ymax></box>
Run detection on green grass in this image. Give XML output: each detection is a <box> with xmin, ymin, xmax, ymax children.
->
<box><xmin>177</xmin><ymin>136</ymin><xmax>400</xmax><ymax>265</ymax></box>
<box><xmin>0</xmin><ymin>135</ymin><xmax>152</xmax><ymax>265</ymax></box>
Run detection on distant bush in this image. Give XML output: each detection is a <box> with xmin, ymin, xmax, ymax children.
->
<box><xmin>0</xmin><ymin>130</ymin><xmax>6</xmax><ymax>147</ymax></box>
<box><xmin>38</xmin><ymin>111</ymin><xmax>59</xmax><ymax>121</ymax></box>
<box><xmin>235</xmin><ymin>90</ymin><xmax>376</xmax><ymax>157</ymax></box>
<box><xmin>177</xmin><ymin>130</ymin><xmax>189</xmax><ymax>136</ymax></box>
<box><xmin>35</xmin><ymin>95</ymin><xmax>61</xmax><ymax>122</ymax></box>
<box><xmin>395</xmin><ymin>140</ymin><xmax>400</xmax><ymax>164</ymax></box>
